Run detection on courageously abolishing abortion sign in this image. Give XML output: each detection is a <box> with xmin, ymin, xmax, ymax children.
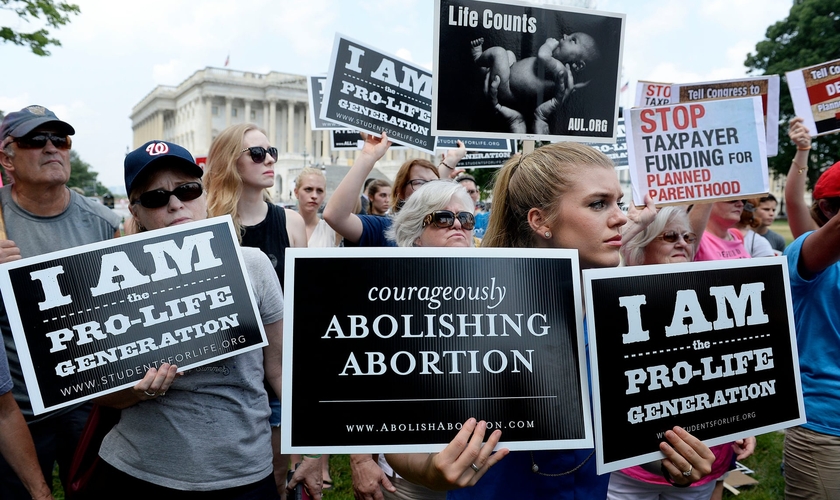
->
<box><xmin>584</xmin><ymin>258</ymin><xmax>805</xmax><ymax>474</ymax></box>
<box><xmin>625</xmin><ymin>97</ymin><xmax>769</xmax><ymax>206</ymax></box>
<box><xmin>321</xmin><ymin>34</ymin><xmax>436</xmax><ymax>153</ymax></box>
<box><xmin>281</xmin><ymin>248</ymin><xmax>592</xmax><ymax>454</ymax></box>
<box><xmin>0</xmin><ymin>217</ymin><xmax>267</xmax><ymax>415</ymax></box>
<box><xmin>433</xmin><ymin>0</ymin><xmax>625</xmax><ymax>142</ymax></box>
<box><xmin>787</xmin><ymin>57</ymin><xmax>840</xmax><ymax>136</ymax></box>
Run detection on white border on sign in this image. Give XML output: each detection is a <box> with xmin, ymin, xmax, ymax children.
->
<box><xmin>786</xmin><ymin>58</ymin><xmax>840</xmax><ymax>138</ymax></box>
<box><xmin>321</xmin><ymin>33</ymin><xmax>437</xmax><ymax>154</ymax></box>
<box><xmin>0</xmin><ymin>215</ymin><xmax>269</xmax><ymax>415</ymax></box>
<box><xmin>431</xmin><ymin>0</ymin><xmax>626</xmax><ymax>143</ymax></box>
<box><xmin>670</xmin><ymin>76</ymin><xmax>780</xmax><ymax>157</ymax></box>
<box><xmin>307</xmin><ymin>75</ymin><xmax>345</xmax><ymax>131</ymax></box>
<box><xmin>281</xmin><ymin>246</ymin><xmax>592</xmax><ymax>454</ymax></box>
<box><xmin>582</xmin><ymin>257</ymin><xmax>805</xmax><ymax>474</ymax></box>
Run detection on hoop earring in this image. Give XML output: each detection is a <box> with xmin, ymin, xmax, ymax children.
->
<box><xmin>544</xmin><ymin>231</ymin><xmax>552</xmax><ymax>239</ymax></box>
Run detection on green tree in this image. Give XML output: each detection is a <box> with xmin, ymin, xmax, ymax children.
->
<box><xmin>1</xmin><ymin>0</ymin><xmax>80</xmax><ymax>56</ymax></box>
<box><xmin>745</xmin><ymin>0</ymin><xmax>840</xmax><ymax>188</ymax></box>
<box><xmin>68</xmin><ymin>150</ymin><xmax>109</xmax><ymax>196</ymax></box>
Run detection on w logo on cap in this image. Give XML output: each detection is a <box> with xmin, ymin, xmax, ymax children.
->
<box><xmin>146</xmin><ymin>142</ymin><xmax>170</xmax><ymax>156</ymax></box>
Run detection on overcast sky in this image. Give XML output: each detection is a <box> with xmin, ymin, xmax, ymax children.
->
<box><xmin>1</xmin><ymin>0</ymin><xmax>793</xmax><ymax>192</ymax></box>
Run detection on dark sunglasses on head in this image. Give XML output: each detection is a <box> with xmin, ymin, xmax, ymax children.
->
<box><xmin>132</xmin><ymin>182</ymin><xmax>203</xmax><ymax>209</ymax></box>
<box><xmin>422</xmin><ymin>210</ymin><xmax>475</xmax><ymax>230</ymax></box>
<box><xmin>240</xmin><ymin>146</ymin><xmax>278</xmax><ymax>163</ymax></box>
<box><xmin>657</xmin><ymin>230</ymin><xmax>697</xmax><ymax>244</ymax></box>
<box><xmin>13</xmin><ymin>134</ymin><xmax>72</xmax><ymax>150</ymax></box>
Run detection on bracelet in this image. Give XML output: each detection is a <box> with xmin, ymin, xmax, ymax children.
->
<box><xmin>793</xmin><ymin>161</ymin><xmax>807</xmax><ymax>175</ymax></box>
<box><xmin>439</xmin><ymin>161</ymin><xmax>453</xmax><ymax>169</ymax></box>
<box><xmin>303</xmin><ymin>454</ymin><xmax>322</xmax><ymax>459</ymax></box>
<box><xmin>797</xmin><ymin>146</ymin><xmax>811</xmax><ymax>151</ymax></box>
<box><xmin>661</xmin><ymin>462</ymin><xmax>690</xmax><ymax>488</ymax></box>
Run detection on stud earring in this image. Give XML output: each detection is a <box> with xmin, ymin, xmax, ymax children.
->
<box><xmin>544</xmin><ymin>231</ymin><xmax>552</xmax><ymax>239</ymax></box>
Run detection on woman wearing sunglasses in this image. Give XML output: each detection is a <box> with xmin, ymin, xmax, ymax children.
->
<box><xmin>204</xmin><ymin>123</ymin><xmax>310</xmax><ymax>495</ymax></box>
<box><xmin>324</xmin><ymin>133</ymin><xmax>466</xmax><ymax>247</ymax></box>
<box><xmin>386</xmin><ymin>143</ymin><xmax>715</xmax><ymax>500</ymax></box>
<box><xmin>386</xmin><ymin>180</ymin><xmax>475</xmax><ymax>248</ymax></box>
<box><xmin>205</xmin><ymin>123</ymin><xmax>307</xmax><ymax>288</ymax></box>
<box><xmin>91</xmin><ymin>140</ymin><xmax>322</xmax><ymax>499</ymax></box>
<box><xmin>614</xmin><ymin>206</ymin><xmax>753</xmax><ymax>499</ymax></box>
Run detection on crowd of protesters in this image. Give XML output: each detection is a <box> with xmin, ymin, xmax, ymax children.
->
<box><xmin>0</xmin><ymin>103</ymin><xmax>837</xmax><ymax>500</ymax></box>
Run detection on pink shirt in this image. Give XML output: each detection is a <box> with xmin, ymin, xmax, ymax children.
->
<box><xmin>619</xmin><ymin>444</ymin><xmax>733</xmax><ymax>486</ymax></box>
<box><xmin>694</xmin><ymin>228</ymin><xmax>749</xmax><ymax>261</ymax></box>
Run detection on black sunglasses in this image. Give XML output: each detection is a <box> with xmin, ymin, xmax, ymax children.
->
<box><xmin>657</xmin><ymin>230</ymin><xmax>697</xmax><ymax>244</ymax></box>
<box><xmin>240</xmin><ymin>146</ymin><xmax>278</xmax><ymax>163</ymax></box>
<box><xmin>422</xmin><ymin>210</ymin><xmax>475</xmax><ymax>230</ymax></box>
<box><xmin>132</xmin><ymin>182</ymin><xmax>203</xmax><ymax>209</ymax></box>
<box><xmin>14</xmin><ymin>134</ymin><xmax>72</xmax><ymax>150</ymax></box>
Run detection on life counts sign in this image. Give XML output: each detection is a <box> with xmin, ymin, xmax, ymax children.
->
<box><xmin>584</xmin><ymin>259</ymin><xmax>805</xmax><ymax>474</ymax></box>
<box><xmin>0</xmin><ymin>217</ymin><xmax>267</xmax><ymax>415</ymax></box>
<box><xmin>281</xmin><ymin>248</ymin><xmax>593</xmax><ymax>454</ymax></box>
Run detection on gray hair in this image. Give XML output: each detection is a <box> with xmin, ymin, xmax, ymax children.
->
<box><xmin>386</xmin><ymin>180</ymin><xmax>475</xmax><ymax>247</ymax></box>
<box><xmin>621</xmin><ymin>206</ymin><xmax>692</xmax><ymax>266</ymax></box>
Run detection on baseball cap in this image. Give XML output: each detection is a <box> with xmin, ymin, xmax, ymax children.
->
<box><xmin>813</xmin><ymin>161</ymin><xmax>840</xmax><ymax>200</ymax></box>
<box><xmin>124</xmin><ymin>140</ymin><xmax>203</xmax><ymax>196</ymax></box>
<box><xmin>0</xmin><ymin>105</ymin><xmax>75</xmax><ymax>141</ymax></box>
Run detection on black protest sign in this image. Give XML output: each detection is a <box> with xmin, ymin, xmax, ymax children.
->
<box><xmin>0</xmin><ymin>217</ymin><xmax>267</xmax><ymax>415</ymax></box>
<box><xmin>583</xmin><ymin>258</ymin><xmax>805</xmax><ymax>474</ymax></box>
<box><xmin>330</xmin><ymin>129</ymin><xmax>406</xmax><ymax>150</ymax></box>
<box><xmin>585</xmin><ymin>117</ymin><xmax>627</xmax><ymax>168</ymax></box>
<box><xmin>433</xmin><ymin>0</ymin><xmax>625</xmax><ymax>142</ymax></box>
<box><xmin>435</xmin><ymin>136</ymin><xmax>512</xmax><ymax>152</ymax></box>
<box><xmin>281</xmin><ymin>248</ymin><xmax>592</xmax><ymax>454</ymax></box>
<box><xmin>322</xmin><ymin>34</ymin><xmax>436</xmax><ymax>153</ymax></box>
<box><xmin>308</xmin><ymin>76</ymin><xmax>345</xmax><ymax>130</ymax></box>
<box><xmin>456</xmin><ymin>147</ymin><xmax>516</xmax><ymax>168</ymax></box>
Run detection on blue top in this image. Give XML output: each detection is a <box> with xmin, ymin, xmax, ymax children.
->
<box><xmin>474</xmin><ymin>211</ymin><xmax>490</xmax><ymax>239</ymax></box>
<box><xmin>448</xmin><ymin>449</ymin><xmax>607</xmax><ymax>500</ymax></box>
<box><xmin>355</xmin><ymin>215</ymin><xmax>396</xmax><ymax>247</ymax></box>
<box><xmin>785</xmin><ymin>232</ymin><xmax>840</xmax><ymax>437</ymax></box>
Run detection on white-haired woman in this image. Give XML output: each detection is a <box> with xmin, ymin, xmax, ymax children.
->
<box><xmin>386</xmin><ymin>180</ymin><xmax>476</xmax><ymax>248</ymax></box>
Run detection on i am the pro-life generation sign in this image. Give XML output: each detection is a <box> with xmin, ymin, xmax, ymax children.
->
<box><xmin>584</xmin><ymin>258</ymin><xmax>805</xmax><ymax>474</ymax></box>
<box><xmin>321</xmin><ymin>34</ymin><xmax>437</xmax><ymax>153</ymax></box>
<box><xmin>281</xmin><ymin>248</ymin><xmax>592</xmax><ymax>454</ymax></box>
<box><xmin>0</xmin><ymin>217</ymin><xmax>267</xmax><ymax>415</ymax></box>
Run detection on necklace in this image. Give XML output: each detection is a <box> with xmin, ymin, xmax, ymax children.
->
<box><xmin>529</xmin><ymin>450</ymin><xmax>594</xmax><ymax>477</ymax></box>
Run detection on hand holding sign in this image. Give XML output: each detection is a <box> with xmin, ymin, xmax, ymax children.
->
<box><xmin>387</xmin><ymin>418</ymin><xmax>509</xmax><ymax>491</ymax></box>
<box><xmin>658</xmin><ymin>426</ymin><xmax>715</xmax><ymax>486</ymax></box>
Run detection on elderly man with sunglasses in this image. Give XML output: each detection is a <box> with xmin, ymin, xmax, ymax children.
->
<box><xmin>0</xmin><ymin>105</ymin><xmax>121</xmax><ymax>498</ymax></box>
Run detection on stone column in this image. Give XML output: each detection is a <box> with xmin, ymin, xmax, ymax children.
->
<box><xmin>205</xmin><ymin>96</ymin><xmax>213</xmax><ymax>151</ymax></box>
<box><xmin>304</xmin><ymin>107</ymin><xmax>312</xmax><ymax>159</ymax></box>
<box><xmin>268</xmin><ymin>99</ymin><xmax>277</xmax><ymax>146</ymax></box>
<box><xmin>286</xmin><ymin>102</ymin><xmax>295</xmax><ymax>154</ymax></box>
<box><xmin>321</xmin><ymin>130</ymin><xmax>329</xmax><ymax>160</ymax></box>
<box><xmin>225</xmin><ymin>97</ymin><xmax>232</xmax><ymax>128</ymax></box>
<box><xmin>244</xmin><ymin>100</ymin><xmax>252</xmax><ymax>125</ymax></box>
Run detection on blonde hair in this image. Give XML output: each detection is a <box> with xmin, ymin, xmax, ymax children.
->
<box><xmin>483</xmin><ymin>142</ymin><xmax>614</xmax><ymax>248</ymax></box>
<box><xmin>205</xmin><ymin>123</ymin><xmax>270</xmax><ymax>238</ymax></box>
<box><xmin>295</xmin><ymin>167</ymin><xmax>326</xmax><ymax>188</ymax></box>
